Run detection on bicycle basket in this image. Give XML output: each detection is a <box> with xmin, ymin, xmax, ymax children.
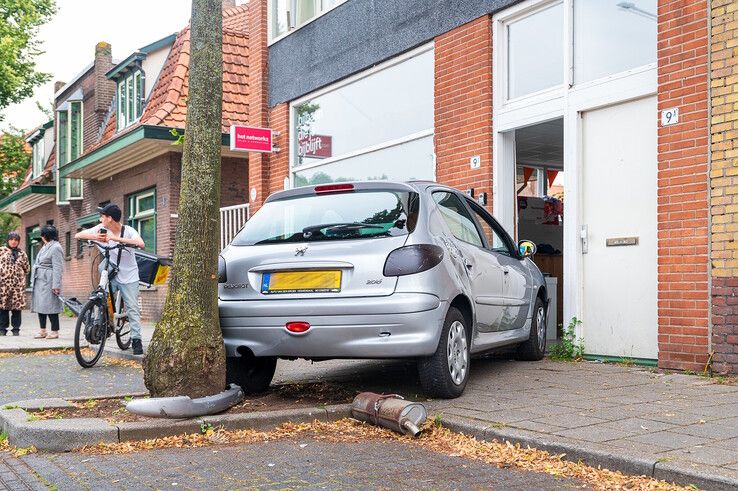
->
<box><xmin>135</xmin><ymin>250</ymin><xmax>173</xmax><ymax>286</ymax></box>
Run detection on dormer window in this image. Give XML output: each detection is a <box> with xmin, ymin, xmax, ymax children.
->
<box><xmin>56</xmin><ymin>96</ymin><xmax>84</xmax><ymax>203</ymax></box>
<box><xmin>31</xmin><ymin>138</ymin><xmax>44</xmax><ymax>179</ymax></box>
<box><xmin>117</xmin><ymin>70</ymin><xmax>144</xmax><ymax>130</ymax></box>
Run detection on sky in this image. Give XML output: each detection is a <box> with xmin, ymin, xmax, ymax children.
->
<box><xmin>2</xmin><ymin>0</ymin><xmax>245</xmax><ymax>132</ymax></box>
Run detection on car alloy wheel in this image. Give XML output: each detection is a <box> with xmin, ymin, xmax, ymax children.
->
<box><xmin>536</xmin><ymin>305</ymin><xmax>546</xmax><ymax>353</ymax></box>
<box><xmin>447</xmin><ymin>320</ymin><xmax>468</xmax><ymax>385</ymax></box>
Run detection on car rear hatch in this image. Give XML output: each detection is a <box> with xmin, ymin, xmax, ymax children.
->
<box><xmin>219</xmin><ymin>183</ymin><xmax>419</xmax><ymax>301</ymax></box>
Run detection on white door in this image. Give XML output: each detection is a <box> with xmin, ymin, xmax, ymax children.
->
<box><xmin>581</xmin><ymin>96</ymin><xmax>658</xmax><ymax>359</ymax></box>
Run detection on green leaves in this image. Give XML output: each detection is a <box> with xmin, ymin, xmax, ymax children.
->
<box><xmin>0</xmin><ymin>0</ymin><xmax>57</xmax><ymax>118</ymax></box>
<box><xmin>549</xmin><ymin>317</ymin><xmax>585</xmax><ymax>361</ymax></box>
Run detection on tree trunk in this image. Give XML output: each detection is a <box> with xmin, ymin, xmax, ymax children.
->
<box><xmin>143</xmin><ymin>0</ymin><xmax>225</xmax><ymax>398</ymax></box>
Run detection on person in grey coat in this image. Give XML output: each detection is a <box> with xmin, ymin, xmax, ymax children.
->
<box><xmin>31</xmin><ymin>225</ymin><xmax>64</xmax><ymax>339</ymax></box>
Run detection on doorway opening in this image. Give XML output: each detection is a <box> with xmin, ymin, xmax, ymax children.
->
<box><xmin>514</xmin><ymin>119</ymin><xmax>564</xmax><ymax>342</ymax></box>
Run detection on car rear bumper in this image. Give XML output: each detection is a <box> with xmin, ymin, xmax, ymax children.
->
<box><xmin>219</xmin><ymin>293</ymin><xmax>446</xmax><ymax>358</ymax></box>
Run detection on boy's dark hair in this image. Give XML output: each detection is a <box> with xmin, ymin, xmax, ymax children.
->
<box><xmin>40</xmin><ymin>224</ymin><xmax>58</xmax><ymax>242</ymax></box>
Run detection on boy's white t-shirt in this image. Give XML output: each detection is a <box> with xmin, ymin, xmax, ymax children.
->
<box><xmin>86</xmin><ymin>223</ymin><xmax>141</xmax><ymax>284</ymax></box>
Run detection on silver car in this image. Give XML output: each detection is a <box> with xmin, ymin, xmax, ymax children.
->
<box><xmin>219</xmin><ymin>181</ymin><xmax>548</xmax><ymax>398</ymax></box>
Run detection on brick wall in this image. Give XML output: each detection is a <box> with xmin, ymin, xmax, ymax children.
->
<box><xmin>710</xmin><ymin>0</ymin><xmax>738</xmax><ymax>373</ymax></box>
<box><xmin>247</xmin><ymin>0</ymin><xmax>270</xmax><ymax>212</ymax></box>
<box><xmin>434</xmin><ymin>16</ymin><xmax>493</xmax><ymax>212</ymax></box>
<box><xmin>657</xmin><ymin>0</ymin><xmax>710</xmax><ymax>371</ymax></box>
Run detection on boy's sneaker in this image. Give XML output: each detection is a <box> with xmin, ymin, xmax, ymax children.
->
<box><xmin>132</xmin><ymin>339</ymin><xmax>144</xmax><ymax>355</ymax></box>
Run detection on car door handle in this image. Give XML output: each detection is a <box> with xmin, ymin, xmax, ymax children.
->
<box><xmin>503</xmin><ymin>268</ymin><xmax>509</xmax><ymax>275</ymax></box>
<box><xmin>463</xmin><ymin>259</ymin><xmax>473</xmax><ymax>270</ymax></box>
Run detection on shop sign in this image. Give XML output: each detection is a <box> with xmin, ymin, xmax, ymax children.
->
<box><xmin>230</xmin><ymin>125</ymin><xmax>273</xmax><ymax>153</ymax></box>
<box><xmin>298</xmin><ymin>133</ymin><xmax>332</xmax><ymax>159</ymax></box>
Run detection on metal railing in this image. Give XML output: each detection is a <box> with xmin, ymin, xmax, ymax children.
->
<box><xmin>220</xmin><ymin>203</ymin><xmax>249</xmax><ymax>250</ymax></box>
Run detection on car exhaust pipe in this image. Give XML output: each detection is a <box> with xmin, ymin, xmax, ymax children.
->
<box><xmin>350</xmin><ymin>392</ymin><xmax>427</xmax><ymax>437</ymax></box>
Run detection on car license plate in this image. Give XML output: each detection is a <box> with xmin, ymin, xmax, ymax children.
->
<box><xmin>261</xmin><ymin>270</ymin><xmax>341</xmax><ymax>294</ymax></box>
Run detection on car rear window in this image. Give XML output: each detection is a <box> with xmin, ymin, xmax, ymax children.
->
<box><xmin>232</xmin><ymin>190</ymin><xmax>419</xmax><ymax>246</ymax></box>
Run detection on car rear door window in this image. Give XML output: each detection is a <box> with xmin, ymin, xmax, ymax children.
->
<box><xmin>432</xmin><ymin>192</ymin><xmax>484</xmax><ymax>247</ymax></box>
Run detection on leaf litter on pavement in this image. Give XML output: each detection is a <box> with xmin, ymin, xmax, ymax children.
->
<box><xmin>77</xmin><ymin>418</ymin><xmax>694</xmax><ymax>490</ymax></box>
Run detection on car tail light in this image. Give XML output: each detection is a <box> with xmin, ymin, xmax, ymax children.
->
<box><xmin>383</xmin><ymin>244</ymin><xmax>444</xmax><ymax>277</ymax></box>
<box><xmin>286</xmin><ymin>321</ymin><xmax>311</xmax><ymax>333</ymax></box>
<box><xmin>314</xmin><ymin>183</ymin><xmax>354</xmax><ymax>194</ymax></box>
<box><xmin>218</xmin><ymin>256</ymin><xmax>227</xmax><ymax>283</ymax></box>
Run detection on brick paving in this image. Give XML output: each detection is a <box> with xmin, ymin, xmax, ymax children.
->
<box><xmin>18</xmin><ymin>437</ymin><xmax>581</xmax><ymax>490</ymax></box>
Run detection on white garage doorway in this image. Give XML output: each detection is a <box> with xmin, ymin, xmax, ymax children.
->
<box><xmin>581</xmin><ymin>96</ymin><xmax>658</xmax><ymax>360</ymax></box>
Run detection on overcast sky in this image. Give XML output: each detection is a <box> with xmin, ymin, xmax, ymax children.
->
<box><xmin>1</xmin><ymin>0</ymin><xmax>246</xmax><ymax>132</ymax></box>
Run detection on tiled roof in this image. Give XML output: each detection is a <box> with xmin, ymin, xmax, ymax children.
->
<box><xmin>93</xmin><ymin>6</ymin><xmax>249</xmax><ymax>151</ymax></box>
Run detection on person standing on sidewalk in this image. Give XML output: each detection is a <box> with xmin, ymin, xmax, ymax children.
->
<box><xmin>75</xmin><ymin>204</ymin><xmax>146</xmax><ymax>355</ymax></box>
<box><xmin>0</xmin><ymin>232</ymin><xmax>30</xmax><ymax>336</ymax></box>
<box><xmin>31</xmin><ymin>225</ymin><xmax>64</xmax><ymax>339</ymax></box>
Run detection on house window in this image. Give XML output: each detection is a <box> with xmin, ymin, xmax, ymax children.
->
<box><xmin>56</xmin><ymin>100</ymin><xmax>84</xmax><ymax>203</ymax></box>
<box><xmin>64</xmin><ymin>231</ymin><xmax>71</xmax><ymax>259</ymax></box>
<box><xmin>117</xmin><ymin>70</ymin><xmax>144</xmax><ymax>130</ymax></box>
<box><xmin>573</xmin><ymin>0</ymin><xmax>656</xmax><ymax>83</ymax></box>
<box><xmin>26</xmin><ymin>225</ymin><xmax>41</xmax><ymax>286</ymax></box>
<box><xmin>31</xmin><ymin>139</ymin><xmax>44</xmax><ymax>178</ymax></box>
<box><xmin>506</xmin><ymin>2</ymin><xmax>564</xmax><ymax>100</ymax></box>
<box><xmin>291</xmin><ymin>45</ymin><xmax>434</xmax><ymax>186</ymax></box>
<box><xmin>126</xmin><ymin>188</ymin><xmax>156</xmax><ymax>253</ymax></box>
<box><xmin>269</xmin><ymin>0</ymin><xmax>346</xmax><ymax>40</ymax></box>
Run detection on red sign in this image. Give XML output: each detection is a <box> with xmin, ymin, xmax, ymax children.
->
<box><xmin>230</xmin><ymin>125</ymin><xmax>273</xmax><ymax>153</ymax></box>
<box><xmin>298</xmin><ymin>133</ymin><xmax>332</xmax><ymax>159</ymax></box>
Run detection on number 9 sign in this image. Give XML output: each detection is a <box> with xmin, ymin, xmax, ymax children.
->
<box><xmin>661</xmin><ymin>107</ymin><xmax>679</xmax><ymax>126</ymax></box>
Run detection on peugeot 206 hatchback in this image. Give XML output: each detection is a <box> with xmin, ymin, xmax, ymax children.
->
<box><xmin>218</xmin><ymin>181</ymin><xmax>548</xmax><ymax>398</ymax></box>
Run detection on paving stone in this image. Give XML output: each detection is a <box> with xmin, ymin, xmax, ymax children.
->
<box><xmin>600</xmin><ymin>417</ymin><xmax>677</xmax><ymax>434</ymax></box>
<box><xmin>658</xmin><ymin>445</ymin><xmax>738</xmax><ymax>467</ymax></box>
<box><xmin>530</xmin><ymin>413</ymin><xmax>607</xmax><ymax>429</ymax></box>
<box><xmin>552</xmin><ymin>423</ymin><xmax>633</xmax><ymax>443</ymax></box>
<box><xmin>624</xmin><ymin>431</ymin><xmax>709</xmax><ymax>450</ymax></box>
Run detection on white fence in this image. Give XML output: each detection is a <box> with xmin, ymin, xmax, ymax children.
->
<box><xmin>220</xmin><ymin>203</ymin><xmax>250</xmax><ymax>250</ymax></box>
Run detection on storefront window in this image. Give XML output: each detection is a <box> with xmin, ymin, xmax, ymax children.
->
<box><xmin>292</xmin><ymin>47</ymin><xmax>434</xmax><ymax>185</ymax></box>
<box><xmin>507</xmin><ymin>2</ymin><xmax>564</xmax><ymax>99</ymax></box>
<box><xmin>574</xmin><ymin>0</ymin><xmax>656</xmax><ymax>83</ymax></box>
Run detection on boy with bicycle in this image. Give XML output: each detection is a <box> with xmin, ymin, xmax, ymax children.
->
<box><xmin>75</xmin><ymin>204</ymin><xmax>146</xmax><ymax>355</ymax></box>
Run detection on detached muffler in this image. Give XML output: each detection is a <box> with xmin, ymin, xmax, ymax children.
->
<box><xmin>350</xmin><ymin>392</ymin><xmax>427</xmax><ymax>436</ymax></box>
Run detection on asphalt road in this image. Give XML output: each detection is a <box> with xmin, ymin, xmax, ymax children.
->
<box><xmin>5</xmin><ymin>437</ymin><xmax>582</xmax><ymax>490</ymax></box>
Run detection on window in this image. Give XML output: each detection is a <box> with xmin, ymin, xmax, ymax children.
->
<box><xmin>292</xmin><ymin>46</ymin><xmax>434</xmax><ymax>186</ymax></box>
<box><xmin>506</xmin><ymin>2</ymin><xmax>564</xmax><ymax>99</ymax></box>
<box><xmin>269</xmin><ymin>0</ymin><xmax>346</xmax><ymax>40</ymax></box>
<box><xmin>466</xmin><ymin>199</ymin><xmax>514</xmax><ymax>256</ymax></box>
<box><xmin>126</xmin><ymin>188</ymin><xmax>156</xmax><ymax>253</ymax></box>
<box><xmin>432</xmin><ymin>192</ymin><xmax>483</xmax><ymax>248</ymax></box>
<box><xmin>117</xmin><ymin>70</ymin><xmax>144</xmax><ymax>130</ymax></box>
<box><xmin>574</xmin><ymin>0</ymin><xmax>656</xmax><ymax>83</ymax></box>
<box><xmin>32</xmin><ymin>139</ymin><xmax>44</xmax><ymax>178</ymax></box>
<box><xmin>26</xmin><ymin>225</ymin><xmax>41</xmax><ymax>286</ymax></box>
<box><xmin>56</xmin><ymin>100</ymin><xmax>83</xmax><ymax>203</ymax></box>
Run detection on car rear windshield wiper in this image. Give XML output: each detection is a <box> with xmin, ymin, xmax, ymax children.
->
<box><xmin>302</xmin><ymin>222</ymin><xmax>386</xmax><ymax>237</ymax></box>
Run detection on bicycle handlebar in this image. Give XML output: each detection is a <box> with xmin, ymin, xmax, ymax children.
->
<box><xmin>87</xmin><ymin>240</ymin><xmax>140</xmax><ymax>251</ymax></box>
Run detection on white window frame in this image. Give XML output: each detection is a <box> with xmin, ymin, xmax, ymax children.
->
<box><xmin>287</xmin><ymin>42</ymin><xmax>435</xmax><ymax>187</ymax></box>
<box><xmin>127</xmin><ymin>188</ymin><xmax>156</xmax><ymax>253</ymax></box>
<box><xmin>268</xmin><ymin>0</ymin><xmax>348</xmax><ymax>44</ymax></box>
<box><xmin>32</xmin><ymin>139</ymin><xmax>44</xmax><ymax>178</ymax></box>
<box><xmin>55</xmin><ymin>101</ymin><xmax>84</xmax><ymax>204</ymax></box>
<box><xmin>116</xmin><ymin>70</ymin><xmax>143</xmax><ymax>131</ymax></box>
<box><xmin>491</xmin><ymin>0</ymin><xmax>657</xmax><ymax>333</ymax></box>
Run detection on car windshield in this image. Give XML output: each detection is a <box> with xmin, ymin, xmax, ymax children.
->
<box><xmin>232</xmin><ymin>190</ymin><xmax>419</xmax><ymax>246</ymax></box>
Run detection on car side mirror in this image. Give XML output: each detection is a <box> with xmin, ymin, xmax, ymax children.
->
<box><xmin>518</xmin><ymin>240</ymin><xmax>537</xmax><ymax>258</ymax></box>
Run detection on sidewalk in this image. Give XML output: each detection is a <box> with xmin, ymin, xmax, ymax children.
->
<box><xmin>0</xmin><ymin>310</ymin><xmax>154</xmax><ymax>355</ymax></box>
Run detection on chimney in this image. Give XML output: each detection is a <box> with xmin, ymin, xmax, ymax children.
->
<box><xmin>93</xmin><ymin>42</ymin><xmax>116</xmax><ymax>140</ymax></box>
<box><xmin>223</xmin><ymin>0</ymin><xmax>236</xmax><ymax>10</ymax></box>
<box><xmin>54</xmin><ymin>81</ymin><xmax>66</xmax><ymax>94</ymax></box>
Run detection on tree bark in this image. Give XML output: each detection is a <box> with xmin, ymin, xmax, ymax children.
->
<box><xmin>143</xmin><ymin>0</ymin><xmax>225</xmax><ymax>398</ymax></box>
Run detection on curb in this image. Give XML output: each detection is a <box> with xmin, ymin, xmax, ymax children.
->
<box><xmin>0</xmin><ymin>398</ymin><xmax>352</xmax><ymax>452</ymax></box>
<box><xmin>440</xmin><ymin>416</ymin><xmax>738</xmax><ymax>491</ymax></box>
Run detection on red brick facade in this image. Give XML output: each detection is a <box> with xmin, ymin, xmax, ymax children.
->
<box><xmin>434</xmin><ymin>16</ymin><xmax>494</xmax><ymax>213</ymax></box>
<box><xmin>656</xmin><ymin>0</ymin><xmax>710</xmax><ymax>371</ymax></box>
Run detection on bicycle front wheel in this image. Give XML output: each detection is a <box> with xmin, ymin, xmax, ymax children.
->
<box><xmin>74</xmin><ymin>299</ymin><xmax>108</xmax><ymax>368</ymax></box>
<box><xmin>116</xmin><ymin>317</ymin><xmax>131</xmax><ymax>350</ymax></box>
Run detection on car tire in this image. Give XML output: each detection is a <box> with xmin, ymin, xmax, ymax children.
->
<box><xmin>417</xmin><ymin>307</ymin><xmax>470</xmax><ymax>399</ymax></box>
<box><xmin>226</xmin><ymin>355</ymin><xmax>277</xmax><ymax>394</ymax></box>
<box><xmin>516</xmin><ymin>296</ymin><xmax>547</xmax><ymax>361</ymax></box>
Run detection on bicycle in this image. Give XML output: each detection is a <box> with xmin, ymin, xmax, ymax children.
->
<box><xmin>73</xmin><ymin>242</ymin><xmax>135</xmax><ymax>368</ymax></box>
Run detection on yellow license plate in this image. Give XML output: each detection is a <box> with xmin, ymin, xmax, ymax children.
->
<box><xmin>261</xmin><ymin>270</ymin><xmax>341</xmax><ymax>294</ymax></box>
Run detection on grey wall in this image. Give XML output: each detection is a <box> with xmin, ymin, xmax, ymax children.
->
<box><xmin>268</xmin><ymin>0</ymin><xmax>520</xmax><ymax>107</ymax></box>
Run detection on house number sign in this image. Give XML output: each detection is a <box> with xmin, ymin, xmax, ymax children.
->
<box><xmin>606</xmin><ymin>237</ymin><xmax>639</xmax><ymax>247</ymax></box>
<box><xmin>661</xmin><ymin>107</ymin><xmax>679</xmax><ymax>126</ymax></box>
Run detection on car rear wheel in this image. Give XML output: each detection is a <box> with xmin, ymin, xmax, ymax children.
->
<box><xmin>516</xmin><ymin>296</ymin><xmax>547</xmax><ymax>361</ymax></box>
<box><xmin>418</xmin><ymin>307</ymin><xmax>469</xmax><ymax>399</ymax></box>
<box><xmin>226</xmin><ymin>355</ymin><xmax>277</xmax><ymax>394</ymax></box>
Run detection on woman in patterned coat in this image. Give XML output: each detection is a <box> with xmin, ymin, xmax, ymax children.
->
<box><xmin>0</xmin><ymin>231</ymin><xmax>30</xmax><ymax>336</ymax></box>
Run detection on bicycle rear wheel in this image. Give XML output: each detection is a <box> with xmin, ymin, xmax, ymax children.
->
<box><xmin>74</xmin><ymin>299</ymin><xmax>108</xmax><ymax>368</ymax></box>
